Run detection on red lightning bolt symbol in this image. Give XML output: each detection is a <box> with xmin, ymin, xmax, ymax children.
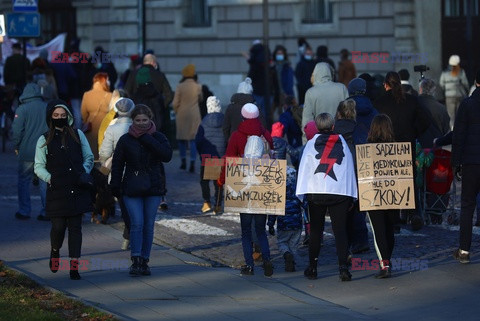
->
<box><xmin>319</xmin><ymin>135</ymin><xmax>339</xmax><ymax>178</ymax></box>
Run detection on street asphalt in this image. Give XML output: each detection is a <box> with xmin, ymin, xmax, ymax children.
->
<box><xmin>1</xmin><ymin>140</ymin><xmax>479</xmax><ymax>321</ymax></box>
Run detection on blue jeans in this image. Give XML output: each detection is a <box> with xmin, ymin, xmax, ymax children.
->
<box><xmin>240</xmin><ymin>213</ymin><xmax>270</xmax><ymax>267</ymax></box>
<box><xmin>177</xmin><ymin>140</ymin><xmax>196</xmax><ymax>162</ymax></box>
<box><xmin>123</xmin><ymin>195</ymin><xmax>161</xmax><ymax>259</ymax></box>
<box><xmin>18</xmin><ymin>161</ymin><xmax>46</xmax><ymax>216</ymax></box>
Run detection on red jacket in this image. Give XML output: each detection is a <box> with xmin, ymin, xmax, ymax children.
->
<box><xmin>219</xmin><ymin>118</ymin><xmax>273</xmax><ymax>184</ymax></box>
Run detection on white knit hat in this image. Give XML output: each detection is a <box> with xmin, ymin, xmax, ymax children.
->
<box><xmin>449</xmin><ymin>55</ymin><xmax>460</xmax><ymax>66</ymax></box>
<box><xmin>237</xmin><ymin>77</ymin><xmax>253</xmax><ymax>94</ymax></box>
<box><xmin>206</xmin><ymin>96</ymin><xmax>221</xmax><ymax>114</ymax></box>
<box><xmin>241</xmin><ymin>103</ymin><xmax>259</xmax><ymax>119</ymax></box>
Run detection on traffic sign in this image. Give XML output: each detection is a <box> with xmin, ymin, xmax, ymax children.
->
<box><xmin>6</xmin><ymin>12</ymin><xmax>40</xmax><ymax>37</ymax></box>
<box><xmin>12</xmin><ymin>0</ymin><xmax>38</xmax><ymax>12</ymax></box>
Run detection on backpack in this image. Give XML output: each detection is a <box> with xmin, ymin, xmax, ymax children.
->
<box><xmin>244</xmin><ymin>135</ymin><xmax>271</xmax><ymax>158</ymax></box>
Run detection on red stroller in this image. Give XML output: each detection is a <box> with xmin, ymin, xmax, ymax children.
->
<box><xmin>424</xmin><ymin>148</ymin><xmax>458</xmax><ymax>224</ymax></box>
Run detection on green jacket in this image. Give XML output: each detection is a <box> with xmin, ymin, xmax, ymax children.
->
<box><xmin>11</xmin><ymin>83</ymin><xmax>48</xmax><ymax>162</ymax></box>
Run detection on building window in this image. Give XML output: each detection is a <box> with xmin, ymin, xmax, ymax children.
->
<box><xmin>444</xmin><ymin>0</ymin><xmax>479</xmax><ymax>16</ymax></box>
<box><xmin>183</xmin><ymin>0</ymin><xmax>211</xmax><ymax>27</ymax></box>
<box><xmin>302</xmin><ymin>0</ymin><xmax>333</xmax><ymax>24</ymax></box>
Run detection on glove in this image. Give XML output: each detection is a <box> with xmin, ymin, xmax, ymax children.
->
<box><xmin>268</xmin><ymin>226</ymin><xmax>275</xmax><ymax>236</ymax></box>
<box><xmin>454</xmin><ymin>166</ymin><xmax>462</xmax><ymax>181</ymax></box>
<box><xmin>216</xmin><ymin>178</ymin><xmax>224</xmax><ymax>187</ymax></box>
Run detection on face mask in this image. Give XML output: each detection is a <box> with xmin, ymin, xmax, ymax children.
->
<box><xmin>52</xmin><ymin>118</ymin><xmax>68</xmax><ymax>128</ymax></box>
<box><xmin>304</xmin><ymin>55</ymin><xmax>312</xmax><ymax>60</ymax></box>
<box><xmin>276</xmin><ymin>54</ymin><xmax>284</xmax><ymax>62</ymax></box>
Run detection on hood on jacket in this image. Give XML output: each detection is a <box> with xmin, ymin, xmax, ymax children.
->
<box><xmin>19</xmin><ymin>83</ymin><xmax>43</xmax><ymax>103</ymax></box>
<box><xmin>230</xmin><ymin>93</ymin><xmax>255</xmax><ymax>106</ymax></box>
<box><xmin>312</xmin><ymin>62</ymin><xmax>332</xmax><ymax>86</ymax></box>
<box><xmin>201</xmin><ymin>112</ymin><xmax>224</xmax><ymax>128</ymax></box>
<box><xmin>350</xmin><ymin>95</ymin><xmax>375</xmax><ymax>116</ymax></box>
<box><xmin>45</xmin><ymin>99</ymin><xmax>74</xmax><ymax>128</ymax></box>
<box><xmin>237</xmin><ymin>118</ymin><xmax>265</xmax><ymax>136</ymax></box>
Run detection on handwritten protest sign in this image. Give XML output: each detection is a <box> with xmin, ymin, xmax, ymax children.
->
<box><xmin>224</xmin><ymin>157</ymin><xmax>286</xmax><ymax>215</ymax></box>
<box><xmin>356</xmin><ymin>142</ymin><xmax>415</xmax><ymax>211</ymax></box>
<box><xmin>203</xmin><ymin>157</ymin><xmax>223</xmax><ymax>180</ymax></box>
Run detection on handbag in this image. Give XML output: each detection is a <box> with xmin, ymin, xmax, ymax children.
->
<box><xmin>125</xmin><ymin>169</ymin><xmax>151</xmax><ymax>196</ymax></box>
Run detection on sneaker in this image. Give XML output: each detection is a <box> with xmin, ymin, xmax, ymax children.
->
<box><xmin>121</xmin><ymin>239</ymin><xmax>130</xmax><ymax>251</ymax></box>
<box><xmin>284</xmin><ymin>252</ymin><xmax>295</xmax><ymax>272</ymax></box>
<box><xmin>159</xmin><ymin>197</ymin><xmax>168</xmax><ymax>210</ymax></box>
<box><xmin>375</xmin><ymin>267</ymin><xmax>391</xmax><ymax>279</ymax></box>
<box><xmin>339</xmin><ymin>266</ymin><xmax>352</xmax><ymax>282</ymax></box>
<box><xmin>201</xmin><ymin>201</ymin><xmax>212</xmax><ymax>213</ymax></box>
<box><xmin>263</xmin><ymin>261</ymin><xmax>274</xmax><ymax>277</ymax></box>
<box><xmin>304</xmin><ymin>266</ymin><xmax>317</xmax><ymax>280</ymax></box>
<box><xmin>453</xmin><ymin>249</ymin><xmax>470</xmax><ymax>264</ymax></box>
<box><xmin>240</xmin><ymin>265</ymin><xmax>254</xmax><ymax>275</ymax></box>
<box><xmin>15</xmin><ymin>212</ymin><xmax>30</xmax><ymax>220</ymax></box>
<box><xmin>37</xmin><ymin>214</ymin><xmax>50</xmax><ymax>221</ymax></box>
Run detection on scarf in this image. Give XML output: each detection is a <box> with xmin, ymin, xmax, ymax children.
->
<box><xmin>128</xmin><ymin>120</ymin><xmax>156</xmax><ymax>138</ymax></box>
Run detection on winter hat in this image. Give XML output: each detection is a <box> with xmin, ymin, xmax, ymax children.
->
<box><xmin>304</xmin><ymin>120</ymin><xmax>318</xmax><ymax>140</ymax></box>
<box><xmin>448</xmin><ymin>55</ymin><xmax>460</xmax><ymax>66</ymax></box>
<box><xmin>271</xmin><ymin>122</ymin><xmax>284</xmax><ymax>138</ymax></box>
<box><xmin>237</xmin><ymin>77</ymin><xmax>253</xmax><ymax>94</ymax></box>
<box><xmin>206</xmin><ymin>96</ymin><xmax>221</xmax><ymax>114</ymax></box>
<box><xmin>115</xmin><ymin>98</ymin><xmax>135</xmax><ymax>117</ymax></box>
<box><xmin>348</xmin><ymin>78</ymin><xmax>366</xmax><ymax>96</ymax></box>
<box><xmin>182</xmin><ymin>64</ymin><xmax>196</xmax><ymax>77</ymax></box>
<box><xmin>241</xmin><ymin>103</ymin><xmax>259</xmax><ymax>119</ymax></box>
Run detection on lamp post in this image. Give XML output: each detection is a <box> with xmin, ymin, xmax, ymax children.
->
<box><xmin>262</xmin><ymin>0</ymin><xmax>271</xmax><ymax>127</ymax></box>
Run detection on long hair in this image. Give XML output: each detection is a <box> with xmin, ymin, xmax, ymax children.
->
<box><xmin>384</xmin><ymin>71</ymin><xmax>405</xmax><ymax>104</ymax></box>
<box><xmin>367</xmin><ymin>114</ymin><xmax>395</xmax><ymax>143</ymax></box>
<box><xmin>42</xmin><ymin>119</ymin><xmax>80</xmax><ymax>148</ymax></box>
<box><xmin>92</xmin><ymin>72</ymin><xmax>109</xmax><ymax>91</ymax></box>
<box><xmin>335</xmin><ymin>99</ymin><xmax>356</xmax><ymax>120</ymax></box>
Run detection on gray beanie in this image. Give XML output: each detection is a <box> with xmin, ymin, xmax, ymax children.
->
<box><xmin>115</xmin><ymin>98</ymin><xmax>135</xmax><ymax>117</ymax></box>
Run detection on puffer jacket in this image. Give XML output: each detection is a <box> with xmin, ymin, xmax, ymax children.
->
<box><xmin>452</xmin><ymin>87</ymin><xmax>480</xmax><ymax>166</ymax></box>
<box><xmin>267</xmin><ymin>171</ymin><xmax>303</xmax><ymax>231</ymax></box>
<box><xmin>219</xmin><ymin>118</ymin><xmax>273</xmax><ymax>184</ymax></box>
<box><xmin>110</xmin><ymin>130</ymin><xmax>172</xmax><ymax>197</ymax></box>
<box><xmin>12</xmin><ymin>83</ymin><xmax>48</xmax><ymax>162</ymax></box>
<box><xmin>222</xmin><ymin>93</ymin><xmax>255</xmax><ymax>141</ymax></box>
<box><xmin>34</xmin><ymin>100</ymin><xmax>94</xmax><ymax>217</ymax></box>
<box><xmin>195</xmin><ymin>112</ymin><xmax>225</xmax><ymax>158</ymax></box>
<box><xmin>302</xmin><ymin>62</ymin><xmax>348</xmax><ymax>131</ymax></box>
<box><xmin>99</xmin><ymin>117</ymin><xmax>132</xmax><ymax>163</ymax></box>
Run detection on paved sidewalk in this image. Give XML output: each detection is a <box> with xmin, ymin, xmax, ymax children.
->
<box><xmin>0</xmin><ymin>202</ymin><xmax>365</xmax><ymax>321</ymax></box>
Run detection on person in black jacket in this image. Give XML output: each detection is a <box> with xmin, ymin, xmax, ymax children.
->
<box><xmin>452</xmin><ymin>70</ymin><xmax>480</xmax><ymax>264</ymax></box>
<box><xmin>110</xmin><ymin>105</ymin><xmax>173</xmax><ymax>276</ymax></box>
<box><xmin>34</xmin><ymin>99</ymin><xmax>94</xmax><ymax>280</ymax></box>
<box><xmin>374</xmin><ymin>71</ymin><xmax>429</xmax><ymax>231</ymax></box>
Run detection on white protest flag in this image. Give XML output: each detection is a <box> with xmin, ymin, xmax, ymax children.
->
<box><xmin>1</xmin><ymin>33</ymin><xmax>66</xmax><ymax>63</ymax></box>
<box><xmin>296</xmin><ymin>133</ymin><xmax>358</xmax><ymax>201</ymax></box>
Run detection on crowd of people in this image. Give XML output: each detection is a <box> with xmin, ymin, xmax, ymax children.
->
<box><xmin>6</xmin><ymin>38</ymin><xmax>480</xmax><ymax>282</ymax></box>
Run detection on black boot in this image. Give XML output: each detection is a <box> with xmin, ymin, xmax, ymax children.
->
<box><xmin>129</xmin><ymin>256</ymin><xmax>142</xmax><ymax>275</ymax></box>
<box><xmin>180</xmin><ymin>158</ymin><xmax>186</xmax><ymax>170</ymax></box>
<box><xmin>70</xmin><ymin>260</ymin><xmax>81</xmax><ymax>280</ymax></box>
<box><xmin>140</xmin><ymin>257</ymin><xmax>151</xmax><ymax>276</ymax></box>
<box><xmin>284</xmin><ymin>251</ymin><xmax>295</xmax><ymax>272</ymax></box>
<box><xmin>189</xmin><ymin>161</ymin><xmax>195</xmax><ymax>173</ymax></box>
<box><xmin>49</xmin><ymin>249</ymin><xmax>59</xmax><ymax>273</ymax></box>
<box><xmin>339</xmin><ymin>265</ymin><xmax>352</xmax><ymax>282</ymax></box>
<box><xmin>304</xmin><ymin>258</ymin><xmax>318</xmax><ymax>279</ymax></box>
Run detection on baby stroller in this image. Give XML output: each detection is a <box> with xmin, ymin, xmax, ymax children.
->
<box><xmin>424</xmin><ymin>148</ymin><xmax>457</xmax><ymax>224</ymax></box>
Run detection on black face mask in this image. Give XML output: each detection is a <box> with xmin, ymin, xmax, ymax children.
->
<box><xmin>52</xmin><ymin>118</ymin><xmax>68</xmax><ymax>128</ymax></box>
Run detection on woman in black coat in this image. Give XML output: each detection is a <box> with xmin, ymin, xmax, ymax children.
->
<box><xmin>110</xmin><ymin>104</ymin><xmax>172</xmax><ymax>276</ymax></box>
<box><xmin>34</xmin><ymin>99</ymin><xmax>94</xmax><ymax>280</ymax></box>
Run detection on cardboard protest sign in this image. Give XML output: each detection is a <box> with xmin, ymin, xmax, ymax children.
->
<box><xmin>224</xmin><ymin>157</ymin><xmax>286</xmax><ymax>215</ymax></box>
<box><xmin>203</xmin><ymin>157</ymin><xmax>223</xmax><ymax>180</ymax></box>
<box><xmin>356</xmin><ymin>142</ymin><xmax>415</xmax><ymax>211</ymax></box>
